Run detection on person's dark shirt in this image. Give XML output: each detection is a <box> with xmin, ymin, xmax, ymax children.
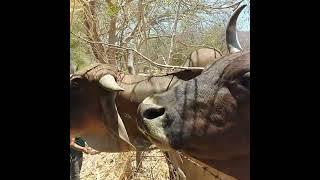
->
<box><xmin>70</xmin><ymin>137</ymin><xmax>86</xmax><ymax>157</ymax></box>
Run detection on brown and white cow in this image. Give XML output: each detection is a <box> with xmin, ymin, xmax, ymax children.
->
<box><xmin>70</xmin><ymin>64</ymin><xmax>202</xmax><ymax>151</ymax></box>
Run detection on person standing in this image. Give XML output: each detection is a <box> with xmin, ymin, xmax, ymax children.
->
<box><xmin>70</xmin><ymin>136</ymin><xmax>100</xmax><ymax>180</ymax></box>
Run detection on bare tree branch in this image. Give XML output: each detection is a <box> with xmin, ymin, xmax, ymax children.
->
<box><xmin>167</xmin><ymin>0</ymin><xmax>182</xmax><ymax>64</ymax></box>
<box><xmin>138</xmin><ymin>35</ymin><xmax>172</xmax><ymax>48</ymax></box>
<box><xmin>127</xmin><ymin>49</ymin><xmax>135</xmax><ymax>74</ymax></box>
<box><xmin>71</xmin><ymin>32</ymin><xmax>204</xmax><ymax>70</ymax></box>
<box><xmin>222</xmin><ymin>0</ymin><xmax>244</xmax><ymax>10</ymax></box>
<box><xmin>79</xmin><ymin>0</ymin><xmax>108</xmax><ymax>63</ymax></box>
<box><xmin>145</xmin><ymin>0</ymin><xmax>243</xmax><ymax>30</ymax></box>
<box><xmin>121</xmin><ymin>0</ymin><xmax>144</xmax><ymax>46</ymax></box>
<box><xmin>141</xmin><ymin>1</ymin><xmax>149</xmax><ymax>57</ymax></box>
<box><xmin>106</xmin><ymin>0</ymin><xmax>118</xmax><ymax>65</ymax></box>
<box><xmin>71</xmin><ymin>0</ymin><xmax>76</xmax><ymax>28</ymax></box>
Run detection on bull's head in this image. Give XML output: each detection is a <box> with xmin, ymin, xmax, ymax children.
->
<box><xmin>70</xmin><ymin>63</ymin><xmax>135</xmax><ymax>152</ymax></box>
<box><xmin>138</xmin><ymin>52</ymin><xmax>250</xmax><ymax>159</ymax></box>
<box><xmin>137</xmin><ymin>4</ymin><xmax>249</xmax><ymax>160</ymax></box>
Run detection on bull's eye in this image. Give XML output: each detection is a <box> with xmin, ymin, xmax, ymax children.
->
<box><xmin>71</xmin><ymin>79</ymin><xmax>83</xmax><ymax>93</ymax></box>
<box><xmin>240</xmin><ymin>72</ymin><xmax>250</xmax><ymax>88</ymax></box>
<box><xmin>71</xmin><ymin>82</ymin><xmax>79</xmax><ymax>89</ymax></box>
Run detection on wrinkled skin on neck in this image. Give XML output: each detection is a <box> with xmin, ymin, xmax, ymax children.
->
<box><xmin>115</xmin><ymin>70</ymin><xmax>202</xmax><ymax>149</ymax></box>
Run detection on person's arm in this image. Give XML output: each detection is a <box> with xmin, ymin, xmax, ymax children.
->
<box><xmin>84</xmin><ymin>142</ymin><xmax>101</xmax><ymax>155</ymax></box>
<box><xmin>70</xmin><ymin>136</ymin><xmax>89</xmax><ymax>154</ymax></box>
<box><xmin>85</xmin><ymin>143</ymin><xmax>101</xmax><ymax>155</ymax></box>
<box><xmin>88</xmin><ymin>148</ymin><xmax>101</xmax><ymax>155</ymax></box>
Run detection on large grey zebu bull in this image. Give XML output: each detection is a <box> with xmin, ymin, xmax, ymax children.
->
<box><xmin>70</xmin><ymin>4</ymin><xmax>247</xmax><ymax>180</ymax></box>
<box><xmin>137</xmin><ymin>5</ymin><xmax>249</xmax><ymax>180</ymax></box>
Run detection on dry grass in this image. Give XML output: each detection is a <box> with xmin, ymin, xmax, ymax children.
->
<box><xmin>80</xmin><ymin>149</ymin><xmax>170</xmax><ymax>180</ymax></box>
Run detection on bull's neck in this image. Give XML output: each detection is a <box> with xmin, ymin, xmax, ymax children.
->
<box><xmin>201</xmin><ymin>155</ymin><xmax>250</xmax><ymax>180</ymax></box>
<box><xmin>117</xmin><ymin>73</ymin><xmax>183</xmax><ymax>103</ymax></box>
<box><xmin>115</xmin><ymin>73</ymin><xmax>184</xmax><ymax>150</ymax></box>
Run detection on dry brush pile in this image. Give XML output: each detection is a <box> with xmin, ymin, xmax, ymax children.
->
<box><xmin>81</xmin><ymin>149</ymin><xmax>170</xmax><ymax>180</ymax></box>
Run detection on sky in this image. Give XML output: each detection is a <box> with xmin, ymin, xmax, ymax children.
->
<box><xmin>237</xmin><ymin>0</ymin><xmax>250</xmax><ymax>31</ymax></box>
<box><xmin>198</xmin><ymin>0</ymin><xmax>250</xmax><ymax>32</ymax></box>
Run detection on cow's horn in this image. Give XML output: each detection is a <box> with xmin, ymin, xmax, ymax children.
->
<box><xmin>226</xmin><ymin>4</ymin><xmax>247</xmax><ymax>53</ymax></box>
<box><xmin>99</xmin><ymin>74</ymin><xmax>124</xmax><ymax>91</ymax></box>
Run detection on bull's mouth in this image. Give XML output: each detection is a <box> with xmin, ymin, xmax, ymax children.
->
<box><xmin>137</xmin><ymin>96</ymin><xmax>173</xmax><ymax>150</ymax></box>
<box><xmin>137</xmin><ymin>125</ymin><xmax>163</xmax><ymax>145</ymax></box>
<box><xmin>137</xmin><ymin>115</ymin><xmax>171</xmax><ymax>150</ymax></box>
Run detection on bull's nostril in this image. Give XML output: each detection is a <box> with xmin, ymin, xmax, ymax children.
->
<box><xmin>143</xmin><ymin>107</ymin><xmax>165</xmax><ymax>120</ymax></box>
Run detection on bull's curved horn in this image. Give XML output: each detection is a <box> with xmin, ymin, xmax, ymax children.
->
<box><xmin>226</xmin><ymin>4</ymin><xmax>247</xmax><ymax>53</ymax></box>
<box><xmin>99</xmin><ymin>74</ymin><xmax>125</xmax><ymax>91</ymax></box>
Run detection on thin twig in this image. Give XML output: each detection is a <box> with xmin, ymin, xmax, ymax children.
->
<box><xmin>138</xmin><ymin>35</ymin><xmax>172</xmax><ymax>49</ymax></box>
<box><xmin>198</xmin><ymin>0</ymin><xmax>244</xmax><ymax>11</ymax></box>
<box><xmin>71</xmin><ymin>0</ymin><xmax>76</xmax><ymax>28</ymax></box>
<box><xmin>71</xmin><ymin>32</ymin><xmax>204</xmax><ymax>70</ymax></box>
<box><xmin>226</xmin><ymin>0</ymin><xmax>244</xmax><ymax>11</ymax></box>
<box><xmin>143</xmin><ymin>155</ymin><xmax>165</xmax><ymax>158</ymax></box>
<box><xmin>176</xmin><ymin>151</ymin><xmax>223</xmax><ymax>180</ymax></box>
<box><xmin>127</xmin><ymin>151</ymin><xmax>145</xmax><ymax>180</ymax></box>
<box><xmin>161</xmin><ymin>56</ymin><xmax>167</xmax><ymax>65</ymax></box>
<box><xmin>167</xmin><ymin>0</ymin><xmax>182</xmax><ymax>64</ymax></box>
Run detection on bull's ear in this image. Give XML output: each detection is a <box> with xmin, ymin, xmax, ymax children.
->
<box><xmin>99</xmin><ymin>74</ymin><xmax>125</xmax><ymax>91</ymax></box>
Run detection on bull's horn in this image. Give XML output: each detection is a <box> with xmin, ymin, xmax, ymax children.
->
<box><xmin>226</xmin><ymin>4</ymin><xmax>247</xmax><ymax>53</ymax></box>
<box><xmin>99</xmin><ymin>74</ymin><xmax>124</xmax><ymax>91</ymax></box>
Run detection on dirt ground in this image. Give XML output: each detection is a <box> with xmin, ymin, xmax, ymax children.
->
<box><xmin>80</xmin><ymin>149</ymin><xmax>170</xmax><ymax>180</ymax></box>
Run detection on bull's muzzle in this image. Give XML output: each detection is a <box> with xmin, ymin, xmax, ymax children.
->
<box><xmin>137</xmin><ymin>97</ymin><xmax>169</xmax><ymax>148</ymax></box>
<box><xmin>138</xmin><ymin>97</ymin><xmax>166</xmax><ymax>122</ymax></box>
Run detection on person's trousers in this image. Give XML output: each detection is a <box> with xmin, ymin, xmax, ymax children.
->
<box><xmin>70</xmin><ymin>154</ymin><xmax>83</xmax><ymax>180</ymax></box>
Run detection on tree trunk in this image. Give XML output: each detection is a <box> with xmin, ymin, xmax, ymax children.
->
<box><xmin>106</xmin><ymin>0</ymin><xmax>118</xmax><ymax>66</ymax></box>
<box><xmin>81</xmin><ymin>0</ymin><xmax>108</xmax><ymax>64</ymax></box>
<box><xmin>127</xmin><ymin>49</ymin><xmax>135</xmax><ymax>74</ymax></box>
<box><xmin>168</xmin><ymin>0</ymin><xmax>182</xmax><ymax>65</ymax></box>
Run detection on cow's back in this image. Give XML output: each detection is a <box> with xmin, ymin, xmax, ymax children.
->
<box><xmin>183</xmin><ymin>48</ymin><xmax>222</xmax><ymax>67</ymax></box>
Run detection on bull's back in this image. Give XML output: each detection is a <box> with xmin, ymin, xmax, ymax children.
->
<box><xmin>183</xmin><ymin>48</ymin><xmax>222</xmax><ymax>67</ymax></box>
